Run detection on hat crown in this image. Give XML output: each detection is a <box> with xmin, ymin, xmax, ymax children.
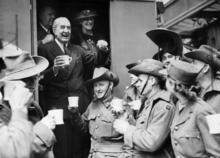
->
<box><xmin>168</xmin><ymin>60</ymin><xmax>199</xmax><ymax>85</ymax></box>
<box><xmin>199</xmin><ymin>45</ymin><xmax>220</xmax><ymax>58</ymax></box>
<box><xmin>75</xmin><ymin>10</ymin><xmax>97</xmax><ymax>20</ymax></box>
<box><xmin>0</xmin><ymin>40</ymin><xmax>26</xmax><ymax>57</ymax></box>
<box><xmin>142</xmin><ymin>58</ymin><xmax>164</xmax><ymax>67</ymax></box>
<box><xmin>93</xmin><ymin>67</ymin><xmax>109</xmax><ymax>79</ymax></box>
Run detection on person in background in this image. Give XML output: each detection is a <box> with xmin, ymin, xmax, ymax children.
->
<box><xmin>147</xmin><ymin>28</ymin><xmax>191</xmax><ymax>68</ymax></box>
<box><xmin>69</xmin><ymin>67</ymin><xmax>135</xmax><ymax>158</ymax></box>
<box><xmin>38</xmin><ymin>17</ymin><xmax>94</xmax><ymax>158</ymax></box>
<box><xmin>72</xmin><ymin>10</ymin><xmax>110</xmax><ymax>70</ymax></box>
<box><xmin>0</xmin><ymin>40</ymin><xmax>57</xmax><ymax>158</ymax></box>
<box><xmin>37</xmin><ymin>5</ymin><xmax>56</xmax><ymax>46</ymax></box>
<box><xmin>123</xmin><ymin>60</ymin><xmax>142</xmax><ymax>117</ymax></box>
<box><xmin>114</xmin><ymin>59</ymin><xmax>175</xmax><ymax>158</ymax></box>
<box><xmin>185</xmin><ymin>45</ymin><xmax>220</xmax><ymax>114</ymax></box>
<box><xmin>159</xmin><ymin>60</ymin><xmax>220</xmax><ymax>158</ymax></box>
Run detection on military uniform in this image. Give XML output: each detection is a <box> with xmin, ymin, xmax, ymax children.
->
<box><xmin>124</xmin><ymin>90</ymin><xmax>175</xmax><ymax>158</ymax></box>
<box><xmin>201</xmin><ymin>78</ymin><xmax>220</xmax><ymax>114</ymax></box>
<box><xmin>0</xmin><ymin>103</ymin><xmax>33</xmax><ymax>158</ymax></box>
<box><xmin>72</xmin><ymin>96</ymin><xmax>135</xmax><ymax>158</ymax></box>
<box><xmin>171</xmin><ymin>99</ymin><xmax>220</xmax><ymax>158</ymax></box>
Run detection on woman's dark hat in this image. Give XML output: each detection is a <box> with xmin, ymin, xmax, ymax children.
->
<box><xmin>74</xmin><ymin>10</ymin><xmax>98</xmax><ymax>20</ymax></box>
<box><xmin>84</xmin><ymin>67</ymin><xmax>119</xmax><ymax>87</ymax></box>
<box><xmin>146</xmin><ymin>28</ymin><xmax>183</xmax><ymax>56</ymax></box>
<box><xmin>159</xmin><ymin>60</ymin><xmax>200</xmax><ymax>86</ymax></box>
<box><xmin>129</xmin><ymin>59</ymin><xmax>165</xmax><ymax>78</ymax></box>
<box><xmin>184</xmin><ymin>45</ymin><xmax>220</xmax><ymax>70</ymax></box>
<box><xmin>0</xmin><ymin>53</ymin><xmax>49</xmax><ymax>81</ymax></box>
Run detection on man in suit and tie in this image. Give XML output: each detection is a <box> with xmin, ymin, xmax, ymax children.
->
<box><xmin>37</xmin><ymin>5</ymin><xmax>56</xmax><ymax>46</ymax></box>
<box><xmin>38</xmin><ymin>17</ymin><xmax>94</xmax><ymax>158</ymax></box>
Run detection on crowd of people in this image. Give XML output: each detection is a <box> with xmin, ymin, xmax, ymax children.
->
<box><xmin>0</xmin><ymin>4</ymin><xmax>219</xmax><ymax>158</ymax></box>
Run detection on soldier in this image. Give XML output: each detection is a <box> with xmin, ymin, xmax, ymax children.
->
<box><xmin>185</xmin><ymin>45</ymin><xmax>220</xmax><ymax>113</ymax></box>
<box><xmin>159</xmin><ymin>60</ymin><xmax>220</xmax><ymax>158</ymax></box>
<box><xmin>114</xmin><ymin>59</ymin><xmax>175</xmax><ymax>158</ymax></box>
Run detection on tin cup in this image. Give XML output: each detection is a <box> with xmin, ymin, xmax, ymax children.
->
<box><xmin>68</xmin><ymin>96</ymin><xmax>79</xmax><ymax>107</ymax></box>
<box><xmin>111</xmin><ymin>99</ymin><xmax>123</xmax><ymax>112</ymax></box>
<box><xmin>133</xmin><ymin>100</ymin><xmax>142</xmax><ymax>110</ymax></box>
<box><xmin>205</xmin><ymin>114</ymin><xmax>220</xmax><ymax>134</ymax></box>
<box><xmin>57</xmin><ymin>55</ymin><xmax>72</xmax><ymax>66</ymax></box>
<box><xmin>48</xmin><ymin>109</ymin><xmax>64</xmax><ymax>125</ymax></box>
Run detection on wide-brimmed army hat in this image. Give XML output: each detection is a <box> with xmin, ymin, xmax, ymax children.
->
<box><xmin>0</xmin><ymin>39</ymin><xmax>27</xmax><ymax>57</ymax></box>
<box><xmin>126</xmin><ymin>59</ymin><xmax>143</xmax><ymax>70</ymax></box>
<box><xmin>159</xmin><ymin>60</ymin><xmax>200</xmax><ymax>86</ymax></box>
<box><xmin>74</xmin><ymin>10</ymin><xmax>98</xmax><ymax>20</ymax></box>
<box><xmin>0</xmin><ymin>52</ymin><xmax>49</xmax><ymax>81</ymax></box>
<box><xmin>184</xmin><ymin>45</ymin><xmax>220</xmax><ymax>70</ymax></box>
<box><xmin>129</xmin><ymin>59</ymin><xmax>165</xmax><ymax>78</ymax></box>
<box><xmin>146</xmin><ymin>28</ymin><xmax>183</xmax><ymax>57</ymax></box>
<box><xmin>84</xmin><ymin>67</ymin><xmax>119</xmax><ymax>87</ymax></box>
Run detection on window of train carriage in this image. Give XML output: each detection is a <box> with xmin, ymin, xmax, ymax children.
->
<box><xmin>37</xmin><ymin>0</ymin><xmax>110</xmax><ymax>48</ymax></box>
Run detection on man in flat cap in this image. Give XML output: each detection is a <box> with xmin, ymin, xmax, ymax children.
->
<box><xmin>38</xmin><ymin>17</ymin><xmax>94</xmax><ymax>158</ymax></box>
<box><xmin>185</xmin><ymin>45</ymin><xmax>220</xmax><ymax>113</ymax></box>
<box><xmin>113</xmin><ymin>59</ymin><xmax>175</xmax><ymax>158</ymax></box>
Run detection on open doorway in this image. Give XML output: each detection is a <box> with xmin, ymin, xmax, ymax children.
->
<box><xmin>37</xmin><ymin>0</ymin><xmax>110</xmax><ymax>48</ymax></box>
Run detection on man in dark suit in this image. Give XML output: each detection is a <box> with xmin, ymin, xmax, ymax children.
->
<box><xmin>37</xmin><ymin>6</ymin><xmax>56</xmax><ymax>46</ymax></box>
<box><xmin>38</xmin><ymin>17</ymin><xmax>94</xmax><ymax>158</ymax></box>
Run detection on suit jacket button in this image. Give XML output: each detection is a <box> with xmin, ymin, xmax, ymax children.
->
<box><xmin>95</xmin><ymin>126</ymin><xmax>98</xmax><ymax>129</ymax></box>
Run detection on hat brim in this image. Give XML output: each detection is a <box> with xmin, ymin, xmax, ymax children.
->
<box><xmin>146</xmin><ymin>29</ymin><xmax>183</xmax><ymax>56</ymax></box>
<box><xmin>126</xmin><ymin>62</ymin><xmax>140</xmax><ymax>70</ymax></box>
<box><xmin>84</xmin><ymin>71</ymin><xmax>119</xmax><ymax>87</ymax></box>
<box><xmin>0</xmin><ymin>56</ymin><xmax>49</xmax><ymax>81</ymax></box>
<box><xmin>158</xmin><ymin>69</ymin><xmax>168</xmax><ymax>76</ymax></box>
<box><xmin>75</xmin><ymin>14</ymin><xmax>98</xmax><ymax>20</ymax></box>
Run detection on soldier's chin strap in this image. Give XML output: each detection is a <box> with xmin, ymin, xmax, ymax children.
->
<box><xmin>98</xmin><ymin>81</ymin><xmax>112</xmax><ymax>100</ymax></box>
<box><xmin>140</xmin><ymin>75</ymin><xmax>149</xmax><ymax>95</ymax></box>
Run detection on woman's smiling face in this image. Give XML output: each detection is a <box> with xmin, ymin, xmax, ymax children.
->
<box><xmin>80</xmin><ymin>17</ymin><xmax>94</xmax><ymax>31</ymax></box>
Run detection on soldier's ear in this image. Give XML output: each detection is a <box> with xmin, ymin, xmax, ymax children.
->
<box><xmin>150</xmin><ymin>76</ymin><xmax>156</xmax><ymax>86</ymax></box>
<box><xmin>203</xmin><ymin>64</ymin><xmax>210</xmax><ymax>74</ymax></box>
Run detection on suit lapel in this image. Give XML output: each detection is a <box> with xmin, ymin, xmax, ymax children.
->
<box><xmin>66</xmin><ymin>44</ymin><xmax>77</xmax><ymax>78</ymax></box>
<box><xmin>51</xmin><ymin>41</ymin><xmax>65</xmax><ymax>58</ymax></box>
<box><xmin>37</xmin><ymin>24</ymin><xmax>47</xmax><ymax>40</ymax></box>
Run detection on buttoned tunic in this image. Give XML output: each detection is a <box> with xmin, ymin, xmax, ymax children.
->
<box><xmin>72</xmin><ymin>96</ymin><xmax>135</xmax><ymax>158</ymax></box>
<box><xmin>124</xmin><ymin>90</ymin><xmax>175</xmax><ymax>158</ymax></box>
<box><xmin>171</xmin><ymin>99</ymin><xmax>220</xmax><ymax>158</ymax></box>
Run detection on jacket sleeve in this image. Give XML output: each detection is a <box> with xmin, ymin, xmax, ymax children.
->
<box><xmin>197</xmin><ymin>106</ymin><xmax>220</xmax><ymax>157</ymax></box>
<box><xmin>124</xmin><ymin>101</ymin><xmax>175</xmax><ymax>152</ymax></box>
<box><xmin>0</xmin><ymin>110</ymin><xmax>33</xmax><ymax>158</ymax></box>
<box><xmin>71</xmin><ymin>107</ymin><xmax>90</xmax><ymax>133</ymax></box>
<box><xmin>95</xmin><ymin>49</ymin><xmax>110</xmax><ymax>67</ymax></box>
<box><xmin>32</xmin><ymin>122</ymin><xmax>56</xmax><ymax>158</ymax></box>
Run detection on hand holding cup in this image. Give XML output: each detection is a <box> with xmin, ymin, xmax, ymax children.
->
<box><xmin>41</xmin><ymin>114</ymin><xmax>56</xmax><ymax>130</ymax></box>
<box><xmin>8</xmin><ymin>81</ymin><xmax>33</xmax><ymax>114</ymax></box>
<box><xmin>54</xmin><ymin>55</ymin><xmax>72</xmax><ymax>71</ymax></box>
<box><xmin>97</xmin><ymin>40</ymin><xmax>108</xmax><ymax>51</ymax></box>
<box><xmin>68</xmin><ymin>96</ymin><xmax>79</xmax><ymax>113</ymax></box>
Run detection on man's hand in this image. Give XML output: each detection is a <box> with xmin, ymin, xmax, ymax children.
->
<box><xmin>40</xmin><ymin>114</ymin><xmax>56</xmax><ymax>130</ymax></box>
<box><xmin>9</xmin><ymin>82</ymin><xmax>33</xmax><ymax>114</ymax></box>
<box><xmin>97</xmin><ymin>40</ymin><xmax>108</xmax><ymax>51</ymax></box>
<box><xmin>42</xmin><ymin>34</ymin><xmax>54</xmax><ymax>44</ymax></box>
<box><xmin>68</xmin><ymin>106</ymin><xmax>78</xmax><ymax>114</ymax></box>
<box><xmin>53</xmin><ymin>56</ymin><xmax>67</xmax><ymax>74</ymax></box>
<box><xmin>113</xmin><ymin>119</ymin><xmax>129</xmax><ymax>134</ymax></box>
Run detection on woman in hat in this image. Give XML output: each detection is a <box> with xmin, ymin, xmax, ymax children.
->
<box><xmin>71</xmin><ymin>10</ymin><xmax>110</xmax><ymax>69</ymax></box>
<box><xmin>159</xmin><ymin>60</ymin><xmax>220</xmax><ymax>158</ymax></box>
<box><xmin>69</xmin><ymin>67</ymin><xmax>135</xmax><ymax>158</ymax></box>
<box><xmin>0</xmin><ymin>48</ymin><xmax>57</xmax><ymax>158</ymax></box>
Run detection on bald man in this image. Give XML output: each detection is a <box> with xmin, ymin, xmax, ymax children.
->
<box><xmin>38</xmin><ymin>17</ymin><xmax>94</xmax><ymax>158</ymax></box>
